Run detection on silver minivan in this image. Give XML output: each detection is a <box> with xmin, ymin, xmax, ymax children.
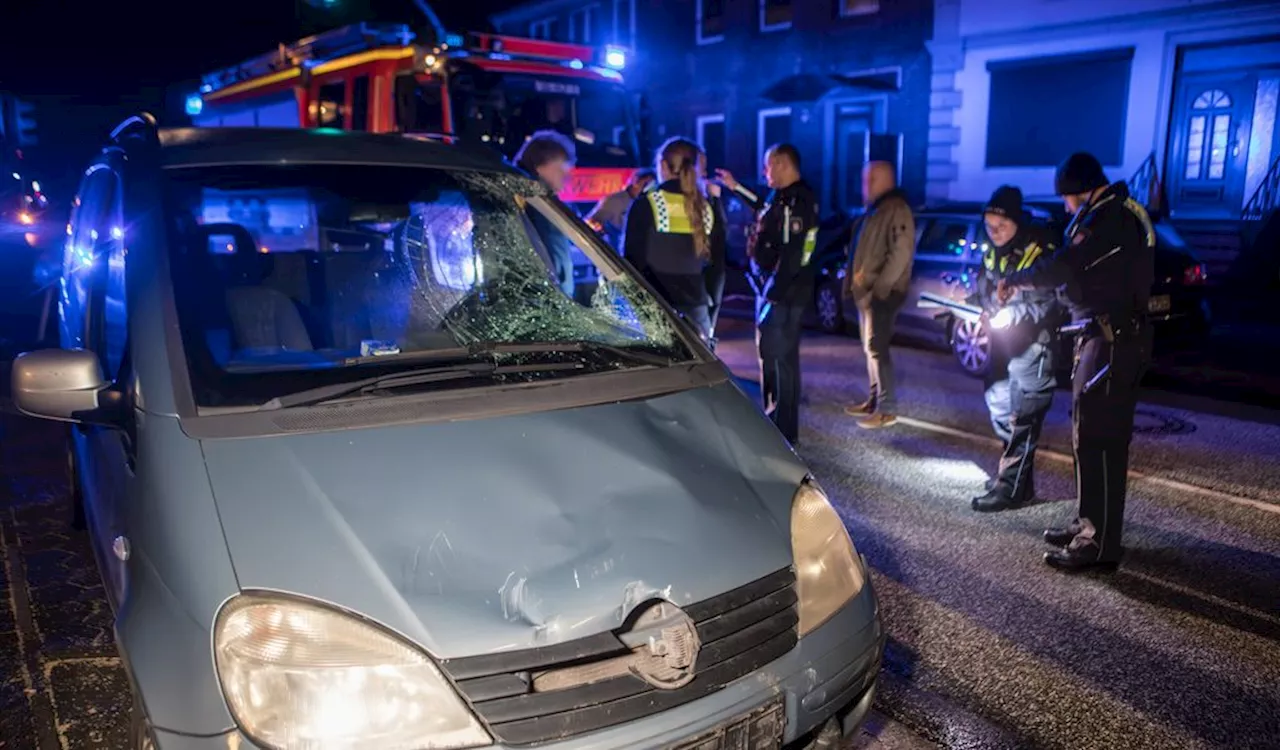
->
<box><xmin>11</xmin><ymin>118</ymin><xmax>883</xmax><ymax>750</ymax></box>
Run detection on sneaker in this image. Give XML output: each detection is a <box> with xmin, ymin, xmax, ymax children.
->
<box><xmin>857</xmin><ymin>413</ymin><xmax>898</xmax><ymax>429</ymax></box>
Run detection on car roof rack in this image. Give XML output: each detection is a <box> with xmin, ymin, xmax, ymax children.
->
<box><xmin>202</xmin><ymin>22</ymin><xmax>417</xmax><ymax>92</ymax></box>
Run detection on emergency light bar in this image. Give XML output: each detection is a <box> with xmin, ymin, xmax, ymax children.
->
<box><xmin>467</xmin><ymin>32</ymin><xmax>625</xmax><ymax>70</ymax></box>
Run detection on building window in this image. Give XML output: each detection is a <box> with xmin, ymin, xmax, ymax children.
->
<box><xmin>611</xmin><ymin>0</ymin><xmax>635</xmax><ymax>48</ymax></box>
<box><xmin>529</xmin><ymin>18</ymin><xmax>557</xmax><ymax>40</ymax></box>
<box><xmin>838</xmin><ymin>0</ymin><xmax>879</xmax><ymax>17</ymax></box>
<box><xmin>758</xmin><ymin>107</ymin><xmax>792</xmax><ymax>174</ymax></box>
<box><xmin>697</xmin><ymin>114</ymin><xmax>727</xmax><ymax>170</ymax></box>
<box><xmin>985</xmin><ymin>48</ymin><xmax>1134</xmax><ymax>168</ymax></box>
<box><xmin>570</xmin><ymin>5</ymin><xmax>600</xmax><ymax>43</ymax></box>
<box><xmin>760</xmin><ymin>0</ymin><xmax>792</xmax><ymax>32</ymax></box>
<box><xmin>697</xmin><ymin>0</ymin><xmax>725</xmax><ymax>45</ymax></box>
<box><xmin>1185</xmin><ymin>89</ymin><xmax>1233</xmax><ymax>181</ymax></box>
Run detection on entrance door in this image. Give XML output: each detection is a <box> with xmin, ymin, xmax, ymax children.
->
<box><xmin>1167</xmin><ymin>73</ymin><xmax>1256</xmax><ymax>216</ymax></box>
<box><xmin>833</xmin><ymin>105</ymin><xmax>871</xmax><ymax>213</ymax></box>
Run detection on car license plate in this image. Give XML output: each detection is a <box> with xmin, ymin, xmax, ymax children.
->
<box><xmin>669</xmin><ymin>700</ymin><xmax>785</xmax><ymax>750</ymax></box>
<box><xmin>1148</xmin><ymin>295</ymin><xmax>1171</xmax><ymax>313</ymax></box>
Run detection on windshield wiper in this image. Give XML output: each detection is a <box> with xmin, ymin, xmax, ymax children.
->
<box><xmin>259</xmin><ymin>359</ymin><xmax>583</xmax><ymax>411</ymax></box>
<box><xmin>345</xmin><ymin>341</ymin><xmax>679</xmax><ymax>369</ymax></box>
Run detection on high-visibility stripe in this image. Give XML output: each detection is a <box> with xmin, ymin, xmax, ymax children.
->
<box><xmin>1017</xmin><ymin>243</ymin><xmax>1042</xmax><ymax>271</ymax></box>
<box><xmin>1124</xmin><ymin>197</ymin><xmax>1156</xmax><ymax>248</ymax></box>
<box><xmin>802</xmin><ymin>228</ymin><xmax>817</xmax><ymax>266</ymax></box>
<box><xmin>647</xmin><ymin>190</ymin><xmax>715</xmax><ymax>235</ymax></box>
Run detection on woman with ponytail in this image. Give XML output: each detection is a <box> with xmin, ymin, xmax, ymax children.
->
<box><xmin>621</xmin><ymin>137</ymin><xmax>727</xmax><ymax>344</ymax></box>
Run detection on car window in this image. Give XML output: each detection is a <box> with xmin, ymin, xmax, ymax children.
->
<box><xmin>916</xmin><ymin>219</ymin><xmax>972</xmax><ymax>261</ymax></box>
<box><xmin>66</xmin><ymin>166</ymin><xmax>126</xmax><ymax>377</ymax></box>
<box><xmin>162</xmin><ymin>164</ymin><xmax>693</xmax><ymax>408</ymax></box>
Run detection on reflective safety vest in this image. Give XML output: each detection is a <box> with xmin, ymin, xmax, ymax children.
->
<box><xmin>983</xmin><ymin>240</ymin><xmax>1044</xmax><ymax>275</ymax></box>
<box><xmin>647</xmin><ymin>190</ymin><xmax>716</xmax><ymax>237</ymax></box>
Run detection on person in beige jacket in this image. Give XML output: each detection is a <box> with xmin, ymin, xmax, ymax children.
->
<box><xmin>842</xmin><ymin>162</ymin><xmax>915</xmax><ymax>428</ymax></box>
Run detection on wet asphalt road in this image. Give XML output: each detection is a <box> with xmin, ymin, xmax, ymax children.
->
<box><xmin>0</xmin><ymin>307</ymin><xmax>1277</xmax><ymax>748</ymax></box>
<box><xmin>714</xmin><ymin>320</ymin><xmax>1280</xmax><ymax>749</ymax></box>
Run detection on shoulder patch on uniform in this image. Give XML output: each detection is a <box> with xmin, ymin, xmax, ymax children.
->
<box><xmin>790</xmin><ymin>218</ymin><xmax>803</xmax><ymax>234</ymax></box>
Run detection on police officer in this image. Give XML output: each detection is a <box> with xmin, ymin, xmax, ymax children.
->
<box><xmin>970</xmin><ymin>185</ymin><xmax>1060</xmax><ymax>513</ymax></box>
<box><xmin>622</xmin><ymin>137</ymin><xmax>726</xmax><ymax>343</ymax></box>
<box><xmin>716</xmin><ymin>143</ymin><xmax>819</xmax><ymax>446</ymax></box>
<box><xmin>998</xmin><ymin>152</ymin><xmax>1155</xmax><ymax>572</ymax></box>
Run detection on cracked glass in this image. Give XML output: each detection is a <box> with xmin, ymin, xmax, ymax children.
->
<box><xmin>160</xmin><ymin>163</ymin><xmax>693</xmax><ymax>408</ymax></box>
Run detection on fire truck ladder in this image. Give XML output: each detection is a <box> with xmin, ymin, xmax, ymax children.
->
<box><xmin>201</xmin><ymin>22</ymin><xmax>418</xmax><ymax>92</ymax></box>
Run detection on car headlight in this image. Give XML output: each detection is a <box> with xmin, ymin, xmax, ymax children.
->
<box><xmin>214</xmin><ymin>595</ymin><xmax>490</xmax><ymax>750</ymax></box>
<box><xmin>791</xmin><ymin>480</ymin><xmax>866</xmax><ymax>636</ymax></box>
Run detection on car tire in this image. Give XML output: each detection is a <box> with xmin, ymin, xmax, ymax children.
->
<box><xmin>950</xmin><ymin>318</ymin><xmax>992</xmax><ymax>378</ymax></box>
<box><xmin>814</xmin><ymin>280</ymin><xmax>845</xmax><ymax>335</ymax></box>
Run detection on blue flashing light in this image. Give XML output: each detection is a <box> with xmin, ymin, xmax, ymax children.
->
<box><xmin>199</xmin><ymin>83</ymin><xmax>213</xmax><ymax>93</ymax></box>
<box><xmin>185</xmin><ymin>94</ymin><xmax>204</xmax><ymax>116</ymax></box>
<box><xmin>604</xmin><ymin>45</ymin><xmax>626</xmax><ymax>70</ymax></box>
<box><xmin>568</xmin><ymin>59</ymin><xmax>584</xmax><ymax>70</ymax></box>
<box><xmin>445</xmin><ymin>32</ymin><xmax>464</xmax><ymax>47</ymax></box>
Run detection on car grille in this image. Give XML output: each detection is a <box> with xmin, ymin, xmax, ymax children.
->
<box><xmin>439</xmin><ymin>567</ymin><xmax>799</xmax><ymax>746</ymax></box>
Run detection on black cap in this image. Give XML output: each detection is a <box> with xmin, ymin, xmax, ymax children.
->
<box><xmin>1054</xmin><ymin>152</ymin><xmax>1108</xmax><ymax>196</ymax></box>
<box><xmin>983</xmin><ymin>185</ymin><xmax>1024</xmax><ymax>222</ymax></box>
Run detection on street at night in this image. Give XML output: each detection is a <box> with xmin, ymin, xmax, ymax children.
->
<box><xmin>2</xmin><ymin>313</ymin><xmax>1277</xmax><ymax>749</ymax></box>
<box><xmin>4</xmin><ymin>0</ymin><xmax>1280</xmax><ymax>748</ymax></box>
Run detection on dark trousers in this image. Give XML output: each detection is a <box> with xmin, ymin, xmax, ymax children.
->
<box><xmin>675</xmin><ymin>303</ymin><xmax>713</xmax><ymax>344</ymax></box>
<box><xmin>984</xmin><ymin>340</ymin><xmax>1055</xmax><ymax>501</ymax></box>
<box><xmin>1070</xmin><ymin>326</ymin><xmax>1150</xmax><ymax>561</ymax></box>
<box><xmin>757</xmin><ymin>300</ymin><xmax>805</xmax><ymax>443</ymax></box>
<box><xmin>856</xmin><ymin>293</ymin><xmax>904</xmax><ymax>413</ymax></box>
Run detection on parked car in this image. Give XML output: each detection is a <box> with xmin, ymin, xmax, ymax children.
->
<box><xmin>11</xmin><ymin>118</ymin><xmax>884</xmax><ymax>750</ymax></box>
<box><xmin>809</xmin><ymin>202</ymin><xmax>1211</xmax><ymax>377</ymax></box>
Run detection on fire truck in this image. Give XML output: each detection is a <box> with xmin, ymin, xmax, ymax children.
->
<box><xmin>189</xmin><ymin>22</ymin><xmax>642</xmax><ymax>292</ymax></box>
<box><xmin>190</xmin><ymin>22</ymin><xmax>640</xmax><ymax>202</ymax></box>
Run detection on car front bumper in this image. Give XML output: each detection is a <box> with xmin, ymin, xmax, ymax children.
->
<box><xmin>150</xmin><ymin>583</ymin><xmax>884</xmax><ymax>750</ymax></box>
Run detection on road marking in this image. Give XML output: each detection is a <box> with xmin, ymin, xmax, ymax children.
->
<box><xmin>1120</xmin><ymin>569</ymin><xmax>1280</xmax><ymax>628</ymax></box>
<box><xmin>894</xmin><ymin>415</ymin><xmax>1280</xmax><ymax>516</ymax></box>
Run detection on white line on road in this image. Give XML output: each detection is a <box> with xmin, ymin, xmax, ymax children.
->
<box><xmin>895</xmin><ymin>415</ymin><xmax>1280</xmax><ymax>516</ymax></box>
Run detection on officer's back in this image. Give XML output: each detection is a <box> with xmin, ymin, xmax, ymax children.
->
<box><xmin>1059</xmin><ymin>182</ymin><xmax>1155</xmax><ymax>322</ymax></box>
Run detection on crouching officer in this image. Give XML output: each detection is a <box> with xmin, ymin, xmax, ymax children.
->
<box><xmin>971</xmin><ymin>186</ymin><xmax>1060</xmax><ymax>512</ymax></box>
<box><xmin>998</xmin><ymin>152</ymin><xmax>1155</xmax><ymax>572</ymax></box>
<box><xmin>716</xmin><ymin>143</ymin><xmax>818</xmax><ymax>446</ymax></box>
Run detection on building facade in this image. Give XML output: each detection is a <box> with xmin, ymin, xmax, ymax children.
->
<box><xmin>490</xmin><ymin>0</ymin><xmax>934</xmax><ymax>214</ymax></box>
<box><xmin>929</xmin><ymin>0</ymin><xmax>1280</xmax><ymax>221</ymax></box>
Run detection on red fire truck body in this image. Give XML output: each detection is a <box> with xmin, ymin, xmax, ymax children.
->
<box><xmin>191</xmin><ymin>23</ymin><xmax>641</xmax><ymax>208</ymax></box>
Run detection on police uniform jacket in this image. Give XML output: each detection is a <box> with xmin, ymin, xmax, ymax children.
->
<box><xmin>1005</xmin><ymin>182</ymin><xmax>1155</xmax><ymax>324</ymax></box>
<box><xmin>732</xmin><ymin>179</ymin><xmax>819</xmax><ymax>306</ymax></box>
<box><xmin>974</xmin><ymin>224</ymin><xmax>1061</xmax><ymax>352</ymax></box>
<box><xmin>621</xmin><ymin>179</ymin><xmax>727</xmax><ymax>309</ymax></box>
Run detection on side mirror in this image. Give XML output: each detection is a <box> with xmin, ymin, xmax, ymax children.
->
<box><xmin>10</xmin><ymin>349</ymin><xmax>116</xmax><ymax>424</ymax></box>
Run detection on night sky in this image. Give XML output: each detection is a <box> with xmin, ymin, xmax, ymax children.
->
<box><xmin>0</xmin><ymin>0</ymin><xmax>515</xmax><ymax>195</ymax></box>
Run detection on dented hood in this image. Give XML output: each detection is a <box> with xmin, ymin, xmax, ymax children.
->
<box><xmin>201</xmin><ymin>381</ymin><xmax>807</xmax><ymax>659</ymax></box>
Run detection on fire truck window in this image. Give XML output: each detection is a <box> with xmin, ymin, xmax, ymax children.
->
<box><xmin>351</xmin><ymin>76</ymin><xmax>370</xmax><ymax>131</ymax></box>
<box><xmin>316</xmin><ymin>81</ymin><xmax>346</xmax><ymax>129</ymax></box>
<box><xmin>395</xmin><ymin>76</ymin><xmax>445</xmax><ymax>134</ymax></box>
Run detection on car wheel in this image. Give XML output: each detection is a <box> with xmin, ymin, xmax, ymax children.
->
<box><xmin>950</xmin><ymin>318</ymin><xmax>991</xmax><ymax>378</ymax></box>
<box><xmin>814</xmin><ymin>280</ymin><xmax>844</xmax><ymax>334</ymax></box>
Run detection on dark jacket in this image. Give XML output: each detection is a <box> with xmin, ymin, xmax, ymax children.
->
<box><xmin>844</xmin><ymin>187</ymin><xmax>915</xmax><ymax>304</ymax></box>
<box><xmin>973</xmin><ymin>223</ymin><xmax>1061</xmax><ymax>354</ymax></box>
<box><xmin>622</xmin><ymin>180</ymin><xmax>727</xmax><ymax>309</ymax></box>
<box><xmin>1005</xmin><ymin>181</ymin><xmax>1155</xmax><ymax>323</ymax></box>
<box><xmin>733</xmin><ymin>179</ymin><xmax>820</xmax><ymax>306</ymax></box>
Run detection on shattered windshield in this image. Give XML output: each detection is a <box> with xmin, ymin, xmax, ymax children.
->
<box><xmin>162</xmin><ymin>164</ymin><xmax>692</xmax><ymax>408</ymax></box>
<box><xmin>449</xmin><ymin>65</ymin><xmax>639</xmax><ymax>167</ymax></box>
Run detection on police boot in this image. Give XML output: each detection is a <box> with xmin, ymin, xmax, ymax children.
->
<box><xmin>970</xmin><ymin>485</ymin><xmax>1024</xmax><ymax>513</ymax></box>
<box><xmin>1044</xmin><ymin>536</ymin><xmax>1119</xmax><ymax>573</ymax></box>
<box><xmin>1043</xmin><ymin>521</ymin><xmax>1081</xmax><ymax>547</ymax></box>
